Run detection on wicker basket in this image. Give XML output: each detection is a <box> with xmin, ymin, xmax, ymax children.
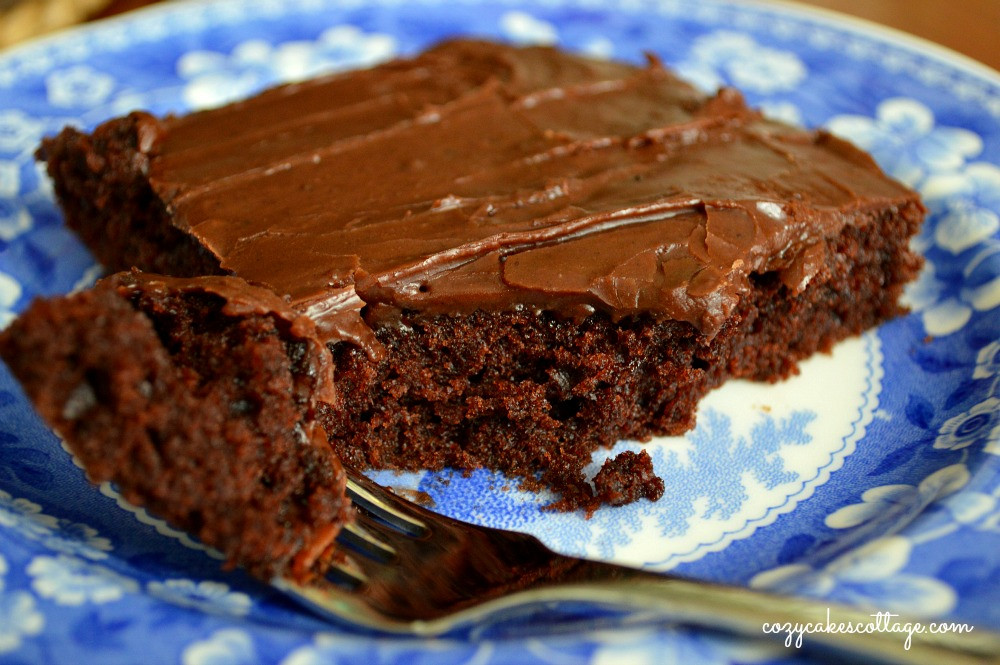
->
<box><xmin>1</xmin><ymin>0</ymin><xmax>115</xmax><ymax>48</ymax></box>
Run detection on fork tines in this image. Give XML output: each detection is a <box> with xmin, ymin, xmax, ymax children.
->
<box><xmin>325</xmin><ymin>477</ymin><xmax>427</xmax><ymax>588</ymax></box>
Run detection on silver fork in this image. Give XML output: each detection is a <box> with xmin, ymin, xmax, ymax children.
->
<box><xmin>275</xmin><ymin>471</ymin><xmax>1000</xmax><ymax>665</ymax></box>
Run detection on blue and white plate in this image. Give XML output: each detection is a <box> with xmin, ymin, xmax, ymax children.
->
<box><xmin>0</xmin><ymin>1</ymin><xmax>998</xmax><ymax>663</ymax></box>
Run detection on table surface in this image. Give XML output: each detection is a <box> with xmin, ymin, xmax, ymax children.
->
<box><xmin>792</xmin><ymin>0</ymin><xmax>999</xmax><ymax>72</ymax></box>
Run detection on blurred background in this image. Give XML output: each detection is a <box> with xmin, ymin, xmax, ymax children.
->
<box><xmin>2</xmin><ymin>0</ymin><xmax>997</xmax><ymax>71</ymax></box>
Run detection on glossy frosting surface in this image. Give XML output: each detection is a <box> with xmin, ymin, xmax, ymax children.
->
<box><xmin>137</xmin><ymin>40</ymin><xmax>918</xmax><ymax>349</ymax></box>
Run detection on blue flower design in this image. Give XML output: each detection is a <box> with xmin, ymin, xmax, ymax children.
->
<box><xmin>586</xmin><ymin>625</ymin><xmax>784</xmax><ymax>665</ymax></box>
<box><xmin>146</xmin><ymin>579</ymin><xmax>252</xmax><ymax>617</ymax></box>
<box><xmin>28</xmin><ymin>554</ymin><xmax>139</xmax><ymax>605</ymax></box>
<box><xmin>758</xmin><ymin>101</ymin><xmax>804</xmax><ymax>127</ymax></box>
<box><xmin>826</xmin><ymin>98</ymin><xmax>982</xmax><ymax>186</ymax></box>
<box><xmin>934</xmin><ymin>398</ymin><xmax>1000</xmax><ymax>451</ymax></box>
<box><xmin>750</xmin><ymin>536</ymin><xmax>957</xmax><ymax>616</ymax></box>
<box><xmin>43</xmin><ymin>520</ymin><xmax>114</xmax><ymax>560</ymax></box>
<box><xmin>0</xmin><ymin>489</ymin><xmax>114</xmax><ymax>561</ymax></box>
<box><xmin>0</xmin><ymin>427</ymin><xmax>56</xmax><ymax>488</ymax></box>
<box><xmin>0</xmin><ymin>161</ymin><xmax>17</xmax><ymax>198</ymax></box>
<box><xmin>903</xmin><ymin>247</ymin><xmax>1000</xmax><ymax>337</ymax></box>
<box><xmin>45</xmin><ymin>65</ymin><xmax>116</xmax><ymax>109</ymax></box>
<box><xmin>727</xmin><ymin>51</ymin><xmax>806</xmax><ymax>94</ymax></box>
<box><xmin>0</xmin><ymin>271</ymin><xmax>21</xmax><ymax>328</ymax></box>
<box><xmin>656</xmin><ymin>409</ymin><xmax>814</xmax><ymax>536</ymax></box>
<box><xmin>269</xmin><ymin>25</ymin><xmax>397</xmax><ymax>83</ymax></box>
<box><xmin>178</xmin><ymin>26</ymin><xmax>396</xmax><ymax>110</ymax></box>
<box><xmin>923</xmin><ymin>163</ymin><xmax>1000</xmax><ymax>255</ymax></box>
<box><xmin>579</xmin><ymin>36</ymin><xmax>615</xmax><ymax>60</ymax></box>
<box><xmin>412</xmin><ymin>406</ymin><xmax>824</xmax><ymax>563</ymax></box>
<box><xmin>0</xmin><ymin>161</ymin><xmax>32</xmax><ymax>249</ymax></box>
<box><xmin>825</xmin><ymin>464</ymin><xmax>969</xmax><ymax>530</ymax></box>
<box><xmin>0</xmin><ymin>591</ymin><xmax>44</xmax><ymax>654</ymax></box>
<box><xmin>0</xmin><ymin>197</ymin><xmax>29</xmax><ymax>241</ymax></box>
<box><xmin>973</xmin><ymin>341</ymin><xmax>1000</xmax><ymax>379</ymax></box>
<box><xmin>674</xmin><ymin>31</ymin><xmax>806</xmax><ymax>94</ymax></box>
<box><xmin>0</xmin><ymin>109</ymin><xmax>44</xmax><ymax>154</ymax></box>
<box><xmin>182</xmin><ymin>629</ymin><xmax>257</xmax><ymax>665</ymax></box>
<box><xmin>177</xmin><ymin>41</ymin><xmax>285</xmax><ymax>110</ymax></box>
<box><xmin>0</xmin><ymin>490</ymin><xmax>59</xmax><ymax>540</ymax></box>
<box><xmin>962</xmin><ymin>244</ymin><xmax>1000</xmax><ymax>312</ymax></box>
<box><xmin>497</xmin><ymin>10</ymin><xmax>615</xmax><ymax>58</ymax></box>
<box><xmin>280</xmin><ymin>633</ymin><xmax>481</xmax><ymax>665</ymax></box>
<box><xmin>938</xmin><ymin>489</ymin><xmax>1000</xmax><ymax>533</ymax></box>
<box><xmin>500</xmin><ymin>11</ymin><xmax>558</xmax><ymax>45</ymax></box>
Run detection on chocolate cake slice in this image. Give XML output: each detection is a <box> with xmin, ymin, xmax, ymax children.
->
<box><xmin>30</xmin><ymin>39</ymin><xmax>924</xmax><ymax>511</ymax></box>
<box><xmin>0</xmin><ymin>271</ymin><xmax>350</xmax><ymax>581</ymax></box>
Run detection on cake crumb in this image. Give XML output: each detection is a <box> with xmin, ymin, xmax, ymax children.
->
<box><xmin>593</xmin><ymin>450</ymin><xmax>665</xmax><ymax>507</ymax></box>
<box><xmin>392</xmin><ymin>487</ymin><xmax>435</xmax><ymax>508</ymax></box>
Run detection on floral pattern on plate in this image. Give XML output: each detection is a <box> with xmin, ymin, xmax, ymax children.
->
<box><xmin>0</xmin><ymin>1</ymin><xmax>997</xmax><ymax>663</ymax></box>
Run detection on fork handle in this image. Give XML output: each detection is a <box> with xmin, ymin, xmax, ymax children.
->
<box><xmin>326</xmin><ymin>472</ymin><xmax>997</xmax><ymax>662</ymax></box>
<box><xmin>514</xmin><ymin>569</ymin><xmax>1000</xmax><ymax>665</ymax></box>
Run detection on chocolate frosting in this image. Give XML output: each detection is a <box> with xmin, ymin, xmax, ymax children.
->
<box><xmin>131</xmin><ymin>39</ymin><xmax>918</xmax><ymax>355</ymax></box>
